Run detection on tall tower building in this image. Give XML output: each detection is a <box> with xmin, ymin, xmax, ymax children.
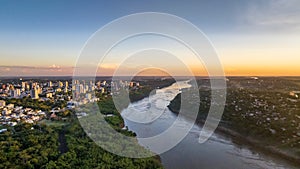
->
<box><xmin>48</xmin><ymin>81</ymin><xmax>53</xmax><ymax>87</ymax></box>
<box><xmin>21</xmin><ymin>82</ymin><xmax>26</xmax><ymax>89</ymax></box>
<box><xmin>10</xmin><ymin>89</ymin><xmax>20</xmax><ymax>98</ymax></box>
<box><xmin>26</xmin><ymin>84</ymin><xmax>30</xmax><ymax>91</ymax></box>
<box><xmin>31</xmin><ymin>87</ymin><xmax>39</xmax><ymax>99</ymax></box>
<box><xmin>58</xmin><ymin>81</ymin><xmax>63</xmax><ymax>88</ymax></box>
<box><xmin>64</xmin><ymin>87</ymin><xmax>68</xmax><ymax>93</ymax></box>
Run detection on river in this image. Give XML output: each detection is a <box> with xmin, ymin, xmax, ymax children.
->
<box><xmin>121</xmin><ymin>81</ymin><xmax>298</xmax><ymax>169</ymax></box>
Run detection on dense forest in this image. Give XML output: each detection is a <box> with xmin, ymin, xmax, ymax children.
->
<box><xmin>0</xmin><ymin>121</ymin><xmax>162</xmax><ymax>168</ymax></box>
<box><xmin>0</xmin><ymin>96</ymin><xmax>162</xmax><ymax>169</ymax></box>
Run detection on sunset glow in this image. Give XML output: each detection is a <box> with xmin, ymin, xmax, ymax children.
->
<box><xmin>1</xmin><ymin>0</ymin><xmax>300</xmax><ymax>76</ymax></box>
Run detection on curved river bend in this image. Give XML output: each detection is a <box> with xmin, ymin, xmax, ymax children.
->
<box><xmin>121</xmin><ymin>81</ymin><xmax>298</xmax><ymax>169</ymax></box>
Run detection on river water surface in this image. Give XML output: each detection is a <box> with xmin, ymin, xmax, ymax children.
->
<box><xmin>121</xmin><ymin>81</ymin><xmax>298</xmax><ymax>169</ymax></box>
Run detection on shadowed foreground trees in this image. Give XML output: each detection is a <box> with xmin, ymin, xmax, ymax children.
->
<box><xmin>0</xmin><ymin>121</ymin><xmax>162</xmax><ymax>169</ymax></box>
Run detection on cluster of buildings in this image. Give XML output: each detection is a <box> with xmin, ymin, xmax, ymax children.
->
<box><xmin>73</xmin><ymin>79</ymin><xmax>141</xmax><ymax>101</ymax></box>
<box><xmin>0</xmin><ymin>100</ymin><xmax>46</xmax><ymax>126</ymax></box>
<box><xmin>73</xmin><ymin>80</ymin><xmax>105</xmax><ymax>104</ymax></box>
<box><xmin>0</xmin><ymin>80</ymin><xmax>69</xmax><ymax>100</ymax></box>
<box><xmin>73</xmin><ymin>80</ymin><xmax>139</xmax><ymax>95</ymax></box>
<box><xmin>0</xmin><ymin>80</ymin><xmax>71</xmax><ymax>128</ymax></box>
<box><xmin>223</xmin><ymin>78</ymin><xmax>300</xmax><ymax>147</ymax></box>
<box><xmin>0</xmin><ymin>78</ymin><xmax>143</xmax><ymax>128</ymax></box>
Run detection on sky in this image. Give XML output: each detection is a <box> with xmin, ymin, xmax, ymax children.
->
<box><xmin>0</xmin><ymin>0</ymin><xmax>300</xmax><ymax>76</ymax></box>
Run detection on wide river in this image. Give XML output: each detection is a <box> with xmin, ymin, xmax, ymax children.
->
<box><xmin>121</xmin><ymin>81</ymin><xmax>298</xmax><ymax>169</ymax></box>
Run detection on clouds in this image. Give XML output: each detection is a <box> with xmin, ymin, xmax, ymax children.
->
<box><xmin>0</xmin><ymin>65</ymin><xmax>74</xmax><ymax>76</ymax></box>
<box><xmin>243</xmin><ymin>0</ymin><xmax>300</xmax><ymax>32</ymax></box>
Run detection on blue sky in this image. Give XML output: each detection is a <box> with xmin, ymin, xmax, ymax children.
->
<box><xmin>1</xmin><ymin>0</ymin><xmax>300</xmax><ymax>76</ymax></box>
<box><xmin>0</xmin><ymin>1</ymin><xmax>243</xmax><ymax>32</ymax></box>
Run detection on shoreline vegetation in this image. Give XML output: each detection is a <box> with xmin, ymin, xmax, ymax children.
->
<box><xmin>169</xmin><ymin>104</ymin><xmax>300</xmax><ymax>166</ymax></box>
<box><xmin>168</xmin><ymin>77</ymin><xmax>300</xmax><ymax>166</ymax></box>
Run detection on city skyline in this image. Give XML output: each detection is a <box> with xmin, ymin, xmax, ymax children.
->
<box><xmin>1</xmin><ymin>0</ymin><xmax>300</xmax><ymax>76</ymax></box>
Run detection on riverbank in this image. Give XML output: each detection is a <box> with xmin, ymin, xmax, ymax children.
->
<box><xmin>123</xmin><ymin>81</ymin><xmax>299</xmax><ymax>169</ymax></box>
<box><xmin>202</xmin><ymin>118</ymin><xmax>300</xmax><ymax>166</ymax></box>
<box><xmin>168</xmin><ymin>95</ymin><xmax>300</xmax><ymax>166</ymax></box>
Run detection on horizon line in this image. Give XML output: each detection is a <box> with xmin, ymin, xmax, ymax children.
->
<box><xmin>1</xmin><ymin>75</ymin><xmax>300</xmax><ymax>78</ymax></box>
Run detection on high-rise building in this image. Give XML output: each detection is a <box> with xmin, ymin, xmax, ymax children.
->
<box><xmin>10</xmin><ymin>90</ymin><xmax>15</xmax><ymax>97</ymax></box>
<box><xmin>38</xmin><ymin>86</ymin><xmax>42</xmax><ymax>94</ymax></box>
<box><xmin>30</xmin><ymin>87</ymin><xmax>39</xmax><ymax>99</ymax></box>
<box><xmin>31</xmin><ymin>82</ymin><xmax>38</xmax><ymax>89</ymax></box>
<box><xmin>58</xmin><ymin>81</ymin><xmax>63</xmax><ymax>88</ymax></box>
<box><xmin>64</xmin><ymin>81</ymin><xmax>68</xmax><ymax>93</ymax></box>
<box><xmin>10</xmin><ymin>89</ymin><xmax>21</xmax><ymax>98</ymax></box>
<box><xmin>64</xmin><ymin>87</ymin><xmax>68</xmax><ymax>93</ymax></box>
<box><xmin>85</xmin><ymin>93</ymin><xmax>92</xmax><ymax>100</ymax></box>
<box><xmin>96</xmin><ymin>81</ymin><xmax>101</xmax><ymax>87</ymax></box>
<box><xmin>9</xmin><ymin>85</ymin><xmax>14</xmax><ymax>91</ymax></box>
<box><xmin>77</xmin><ymin>84</ymin><xmax>85</xmax><ymax>94</ymax></box>
<box><xmin>73</xmin><ymin>80</ymin><xmax>79</xmax><ymax>85</ymax></box>
<box><xmin>48</xmin><ymin>81</ymin><xmax>53</xmax><ymax>87</ymax></box>
<box><xmin>85</xmin><ymin>85</ymin><xmax>89</xmax><ymax>92</ymax></box>
<box><xmin>26</xmin><ymin>84</ymin><xmax>30</xmax><ymax>91</ymax></box>
<box><xmin>21</xmin><ymin>82</ymin><xmax>26</xmax><ymax>89</ymax></box>
<box><xmin>101</xmin><ymin>87</ymin><xmax>105</xmax><ymax>94</ymax></box>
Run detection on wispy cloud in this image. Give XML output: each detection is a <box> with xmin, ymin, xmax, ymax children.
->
<box><xmin>0</xmin><ymin>65</ymin><xmax>74</xmax><ymax>76</ymax></box>
<box><xmin>243</xmin><ymin>0</ymin><xmax>300</xmax><ymax>31</ymax></box>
